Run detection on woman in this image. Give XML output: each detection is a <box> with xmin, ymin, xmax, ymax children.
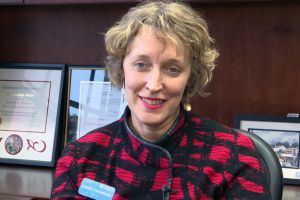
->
<box><xmin>51</xmin><ymin>1</ymin><xmax>271</xmax><ymax>199</ymax></box>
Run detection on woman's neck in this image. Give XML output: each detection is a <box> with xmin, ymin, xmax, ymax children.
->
<box><xmin>129</xmin><ymin>109</ymin><xmax>180</xmax><ymax>143</ymax></box>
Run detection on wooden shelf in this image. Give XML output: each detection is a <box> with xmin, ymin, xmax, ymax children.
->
<box><xmin>0</xmin><ymin>164</ymin><xmax>54</xmax><ymax>199</ymax></box>
<box><xmin>0</xmin><ymin>164</ymin><xmax>299</xmax><ymax>199</ymax></box>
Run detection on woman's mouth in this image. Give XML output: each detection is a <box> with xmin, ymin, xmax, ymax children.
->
<box><xmin>142</xmin><ymin>97</ymin><xmax>164</xmax><ymax>105</ymax></box>
<box><xmin>141</xmin><ymin>97</ymin><xmax>165</xmax><ymax>109</ymax></box>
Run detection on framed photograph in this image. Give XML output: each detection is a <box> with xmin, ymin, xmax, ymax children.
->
<box><xmin>235</xmin><ymin>115</ymin><xmax>300</xmax><ymax>185</ymax></box>
<box><xmin>0</xmin><ymin>63</ymin><xmax>65</xmax><ymax>167</ymax></box>
<box><xmin>64</xmin><ymin>66</ymin><xmax>126</xmax><ymax>146</ymax></box>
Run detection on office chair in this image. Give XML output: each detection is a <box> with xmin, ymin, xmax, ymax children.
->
<box><xmin>236</xmin><ymin>129</ymin><xmax>284</xmax><ymax>200</ymax></box>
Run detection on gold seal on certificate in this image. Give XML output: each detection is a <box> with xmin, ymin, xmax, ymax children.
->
<box><xmin>5</xmin><ymin>134</ymin><xmax>23</xmax><ymax>155</ymax></box>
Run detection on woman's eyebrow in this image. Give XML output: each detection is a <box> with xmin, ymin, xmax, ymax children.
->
<box><xmin>130</xmin><ymin>54</ymin><xmax>186</xmax><ymax>66</ymax></box>
<box><xmin>162</xmin><ymin>58</ymin><xmax>186</xmax><ymax>66</ymax></box>
<box><xmin>134</xmin><ymin>54</ymin><xmax>151</xmax><ymax>60</ymax></box>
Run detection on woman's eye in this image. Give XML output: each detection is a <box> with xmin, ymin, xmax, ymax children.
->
<box><xmin>135</xmin><ymin>62</ymin><xmax>146</xmax><ymax>71</ymax></box>
<box><xmin>168</xmin><ymin>66</ymin><xmax>180</xmax><ymax>75</ymax></box>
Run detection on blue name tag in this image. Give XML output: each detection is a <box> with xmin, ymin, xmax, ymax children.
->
<box><xmin>78</xmin><ymin>178</ymin><xmax>115</xmax><ymax>200</ymax></box>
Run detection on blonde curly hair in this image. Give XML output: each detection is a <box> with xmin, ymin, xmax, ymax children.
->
<box><xmin>105</xmin><ymin>1</ymin><xmax>219</xmax><ymax>99</ymax></box>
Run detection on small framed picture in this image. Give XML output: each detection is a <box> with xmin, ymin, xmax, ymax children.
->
<box><xmin>64</xmin><ymin>66</ymin><xmax>126</xmax><ymax>146</ymax></box>
<box><xmin>0</xmin><ymin>63</ymin><xmax>65</xmax><ymax>167</ymax></box>
<box><xmin>235</xmin><ymin>115</ymin><xmax>300</xmax><ymax>185</ymax></box>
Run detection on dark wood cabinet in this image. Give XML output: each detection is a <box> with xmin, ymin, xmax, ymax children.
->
<box><xmin>0</xmin><ymin>0</ymin><xmax>23</xmax><ymax>4</ymax></box>
<box><xmin>0</xmin><ymin>0</ymin><xmax>299</xmax><ymax>127</ymax></box>
<box><xmin>0</xmin><ymin>0</ymin><xmax>293</xmax><ymax>5</ymax></box>
<box><xmin>24</xmin><ymin>0</ymin><xmax>142</xmax><ymax>4</ymax></box>
<box><xmin>0</xmin><ymin>0</ymin><xmax>142</xmax><ymax>5</ymax></box>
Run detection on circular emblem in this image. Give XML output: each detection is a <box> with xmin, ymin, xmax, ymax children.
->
<box><xmin>5</xmin><ymin>134</ymin><xmax>23</xmax><ymax>155</ymax></box>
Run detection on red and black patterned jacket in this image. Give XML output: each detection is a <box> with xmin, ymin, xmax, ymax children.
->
<box><xmin>51</xmin><ymin>107</ymin><xmax>271</xmax><ymax>199</ymax></box>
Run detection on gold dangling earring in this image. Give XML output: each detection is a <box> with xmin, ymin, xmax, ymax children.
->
<box><xmin>184</xmin><ymin>101</ymin><xmax>192</xmax><ymax>112</ymax></box>
<box><xmin>183</xmin><ymin>87</ymin><xmax>191</xmax><ymax>111</ymax></box>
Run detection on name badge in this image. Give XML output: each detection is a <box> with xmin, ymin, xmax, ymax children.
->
<box><xmin>78</xmin><ymin>178</ymin><xmax>115</xmax><ymax>200</ymax></box>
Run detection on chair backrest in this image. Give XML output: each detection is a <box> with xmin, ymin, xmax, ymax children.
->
<box><xmin>236</xmin><ymin>129</ymin><xmax>283</xmax><ymax>200</ymax></box>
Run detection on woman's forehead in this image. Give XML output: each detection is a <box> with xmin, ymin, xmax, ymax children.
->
<box><xmin>127</xmin><ymin>25</ymin><xmax>188</xmax><ymax>56</ymax></box>
<box><xmin>137</xmin><ymin>26</ymin><xmax>179</xmax><ymax>44</ymax></box>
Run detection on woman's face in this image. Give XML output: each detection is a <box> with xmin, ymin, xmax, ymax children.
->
<box><xmin>123</xmin><ymin>26</ymin><xmax>191</xmax><ymax>142</ymax></box>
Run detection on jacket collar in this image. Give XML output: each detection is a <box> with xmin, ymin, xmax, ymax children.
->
<box><xmin>122</xmin><ymin>106</ymin><xmax>186</xmax><ymax>154</ymax></box>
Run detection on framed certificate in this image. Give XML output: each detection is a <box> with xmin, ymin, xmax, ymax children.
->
<box><xmin>235</xmin><ymin>115</ymin><xmax>300</xmax><ymax>185</ymax></box>
<box><xmin>0</xmin><ymin>63</ymin><xmax>65</xmax><ymax>167</ymax></box>
<box><xmin>64</xmin><ymin>66</ymin><xmax>126</xmax><ymax>146</ymax></box>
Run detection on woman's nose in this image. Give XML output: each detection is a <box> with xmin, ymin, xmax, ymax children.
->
<box><xmin>146</xmin><ymin>68</ymin><xmax>163</xmax><ymax>92</ymax></box>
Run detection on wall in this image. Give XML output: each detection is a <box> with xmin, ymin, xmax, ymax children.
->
<box><xmin>0</xmin><ymin>1</ymin><xmax>299</xmax><ymax>127</ymax></box>
<box><xmin>193</xmin><ymin>2</ymin><xmax>300</xmax><ymax>126</ymax></box>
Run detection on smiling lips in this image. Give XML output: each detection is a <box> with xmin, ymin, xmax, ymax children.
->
<box><xmin>141</xmin><ymin>97</ymin><xmax>165</xmax><ymax>109</ymax></box>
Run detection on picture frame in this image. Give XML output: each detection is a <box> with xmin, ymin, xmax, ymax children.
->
<box><xmin>0</xmin><ymin>63</ymin><xmax>65</xmax><ymax>167</ymax></box>
<box><xmin>64</xmin><ymin>66</ymin><xmax>126</xmax><ymax>146</ymax></box>
<box><xmin>235</xmin><ymin>115</ymin><xmax>300</xmax><ymax>185</ymax></box>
